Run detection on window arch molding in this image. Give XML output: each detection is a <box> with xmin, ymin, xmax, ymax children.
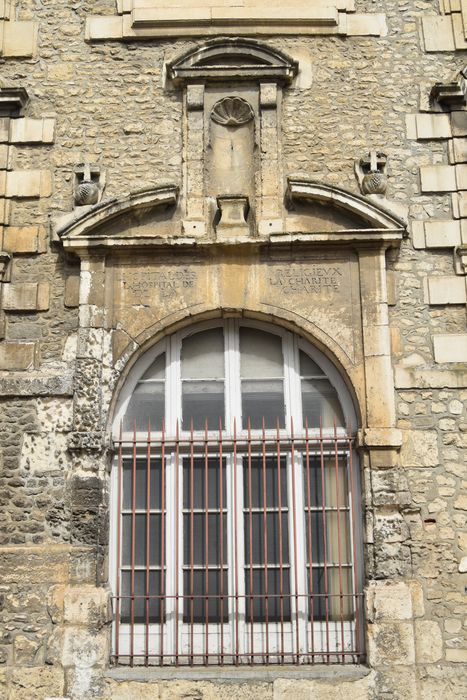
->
<box><xmin>112</xmin><ymin>317</ymin><xmax>358</xmax><ymax>438</ymax></box>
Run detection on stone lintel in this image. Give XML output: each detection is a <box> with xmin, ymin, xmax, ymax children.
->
<box><xmin>0</xmin><ymin>373</ymin><xmax>73</xmax><ymax>396</ymax></box>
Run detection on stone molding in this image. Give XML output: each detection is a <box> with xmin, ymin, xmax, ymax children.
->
<box><xmin>286</xmin><ymin>178</ymin><xmax>408</xmax><ymax>234</ymax></box>
<box><xmin>86</xmin><ymin>1</ymin><xmax>387</xmax><ymax>41</ymax></box>
<box><xmin>168</xmin><ymin>38</ymin><xmax>298</xmax><ymax>85</ymax></box>
<box><xmin>55</xmin><ymin>185</ymin><xmax>180</xmax><ymax>249</ymax></box>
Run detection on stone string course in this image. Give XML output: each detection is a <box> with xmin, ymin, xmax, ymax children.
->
<box><xmin>0</xmin><ymin>1</ymin><xmax>465</xmax><ymax>699</ymax></box>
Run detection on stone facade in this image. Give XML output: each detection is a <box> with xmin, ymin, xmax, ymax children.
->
<box><xmin>0</xmin><ymin>1</ymin><xmax>466</xmax><ymax>698</ymax></box>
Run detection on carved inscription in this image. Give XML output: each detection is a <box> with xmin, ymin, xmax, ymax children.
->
<box><xmin>122</xmin><ymin>268</ymin><xmax>197</xmax><ymax>300</ymax></box>
<box><xmin>269</xmin><ymin>265</ymin><xmax>343</xmax><ymax>294</ymax></box>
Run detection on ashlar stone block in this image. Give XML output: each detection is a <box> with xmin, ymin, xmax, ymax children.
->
<box><xmin>0</xmin><ymin>341</ymin><xmax>37</xmax><ymax>370</ymax></box>
<box><xmin>5</xmin><ymin>170</ymin><xmax>52</xmax><ymax>198</ymax></box>
<box><xmin>367</xmin><ymin>621</ymin><xmax>415</xmax><ymax>666</ymax></box>
<box><xmin>2</xmin><ymin>226</ymin><xmax>47</xmax><ymax>253</ymax></box>
<box><xmin>427</xmin><ymin>276</ymin><xmax>466</xmax><ymax>305</ymax></box>
<box><xmin>433</xmin><ymin>333</ymin><xmax>467</xmax><ymax>363</ymax></box>
<box><xmin>422</xmin><ymin>16</ymin><xmax>455</xmax><ymax>52</ymax></box>
<box><xmin>368</xmin><ymin>581</ymin><xmax>413</xmax><ymax>621</ymax></box>
<box><xmin>420</xmin><ymin>165</ymin><xmax>456</xmax><ymax>193</ymax></box>
<box><xmin>9</xmin><ymin>666</ymin><xmax>65</xmax><ymax>700</ymax></box>
<box><xmin>10</xmin><ymin>118</ymin><xmax>55</xmax><ymax>144</ymax></box>
<box><xmin>415</xmin><ymin>113</ymin><xmax>452</xmax><ymax>140</ymax></box>
<box><xmin>424</xmin><ymin>220</ymin><xmax>461</xmax><ymax>248</ymax></box>
<box><xmin>3</xmin><ymin>282</ymin><xmax>49</xmax><ymax>311</ymax></box>
<box><xmin>415</xmin><ymin>620</ymin><xmax>443</xmax><ymax>663</ymax></box>
<box><xmin>1</xmin><ymin>21</ymin><xmax>38</xmax><ymax>58</ymax></box>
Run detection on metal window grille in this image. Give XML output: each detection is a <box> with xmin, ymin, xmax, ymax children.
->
<box><xmin>111</xmin><ymin>418</ymin><xmax>364</xmax><ymax>666</ymax></box>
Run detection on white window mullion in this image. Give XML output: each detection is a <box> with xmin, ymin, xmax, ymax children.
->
<box><xmin>225</xmin><ymin>318</ymin><xmax>241</xmax><ymax>432</ymax></box>
<box><xmin>283</xmin><ymin>331</ymin><xmax>302</xmax><ymax>435</ymax></box>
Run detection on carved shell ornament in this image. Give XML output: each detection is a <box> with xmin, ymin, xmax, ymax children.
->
<box><xmin>211</xmin><ymin>96</ymin><xmax>255</xmax><ymax>127</ymax></box>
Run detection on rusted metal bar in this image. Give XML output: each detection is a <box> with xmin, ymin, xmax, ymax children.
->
<box><xmin>289</xmin><ymin>417</ymin><xmax>300</xmax><ymax>663</ymax></box>
<box><xmin>276</xmin><ymin>418</ymin><xmax>285</xmax><ymax>664</ymax></box>
<box><xmin>304</xmin><ymin>418</ymin><xmax>314</xmax><ymax>660</ymax></box>
<box><xmin>333</xmin><ymin>420</ymin><xmax>345</xmax><ymax>663</ymax></box>
<box><xmin>130</xmin><ymin>422</ymin><xmax>137</xmax><ymax>666</ymax></box>
<box><xmin>145</xmin><ymin>420</ymin><xmax>151</xmax><ymax>665</ymax></box>
<box><xmin>261</xmin><ymin>417</ymin><xmax>269</xmax><ymax>662</ymax></box>
<box><xmin>115</xmin><ymin>422</ymin><xmax>123</xmax><ymax>664</ymax></box>
<box><xmin>319</xmin><ymin>418</ymin><xmax>330</xmax><ymax>663</ymax></box>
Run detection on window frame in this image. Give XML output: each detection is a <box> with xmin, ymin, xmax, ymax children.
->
<box><xmin>110</xmin><ymin>320</ymin><xmax>363</xmax><ymax>665</ymax></box>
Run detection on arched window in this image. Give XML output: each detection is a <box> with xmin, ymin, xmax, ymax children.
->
<box><xmin>111</xmin><ymin>320</ymin><xmax>363</xmax><ymax>666</ymax></box>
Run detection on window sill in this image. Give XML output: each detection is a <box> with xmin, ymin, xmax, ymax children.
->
<box><xmin>106</xmin><ymin>664</ymin><xmax>369</xmax><ymax>683</ymax></box>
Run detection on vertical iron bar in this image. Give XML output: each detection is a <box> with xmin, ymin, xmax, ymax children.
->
<box><xmin>334</xmin><ymin>419</ymin><xmax>345</xmax><ymax>663</ymax></box>
<box><xmin>233</xmin><ymin>418</ymin><xmax>240</xmax><ymax>665</ymax></box>
<box><xmin>219</xmin><ymin>417</ymin><xmax>224</xmax><ymax>665</ymax></box>
<box><xmin>115</xmin><ymin>422</ymin><xmax>123</xmax><ymax>664</ymax></box>
<box><xmin>261</xmin><ymin>417</ymin><xmax>269</xmax><ymax>662</ymax></box>
<box><xmin>290</xmin><ymin>418</ymin><xmax>300</xmax><ymax>663</ymax></box>
<box><xmin>347</xmin><ymin>422</ymin><xmax>360</xmax><ymax>659</ymax></box>
<box><xmin>276</xmin><ymin>419</ymin><xmax>284</xmax><ymax>663</ymax></box>
<box><xmin>247</xmin><ymin>418</ymin><xmax>254</xmax><ymax>664</ymax></box>
<box><xmin>319</xmin><ymin>418</ymin><xmax>330</xmax><ymax>662</ymax></box>
<box><xmin>304</xmin><ymin>418</ymin><xmax>314</xmax><ymax>661</ymax></box>
<box><xmin>159</xmin><ymin>420</ymin><xmax>166</xmax><ymax>666</ymax></box>
<box><xmin>204</xmin><ymin>418</ymin><xmax>209</xmax><ymax>665</ymax></box>
<box><xmin>145</xmin><ymin>420</ymin><xmax>151</xmax><ymax>665</ymax></box>
<box><xmin>175</xmin><ymin>420</ymin><xmax>180</xmax><ymax>666</ymax></box>
<box><xmin>190</xmin><ymin>419</ymin><xmax>194</xmax><ymax>666</ymax></box>
<box><xmin>130</xmin><ymin>422</ymin><xmax>137</xmax><ymax>666</ymax></box>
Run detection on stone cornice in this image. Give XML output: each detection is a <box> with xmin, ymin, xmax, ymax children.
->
<box><xmin>86</xmin><ymin>2</ymin><xmax>387</xmax><ymax>41</ymax></box>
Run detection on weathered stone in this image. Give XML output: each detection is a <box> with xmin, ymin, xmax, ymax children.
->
<box><xmin>400</xmin><ymin>430</ymin><xmax>439</xmax><ymax>467</ymax></box>
<box><xmin>367</xmin><ymin>622</ymin><xmax>415</xmax><ymax>666</ymax></box>
<box><xmin>9</xmin><ymin>666</ymin><xmax>64</xmax><ymax>700</ymax></box>
<box><xmin>415</xmin><ymin>620</ymin><xmax>443</xmax><ymax>663</ymax></box>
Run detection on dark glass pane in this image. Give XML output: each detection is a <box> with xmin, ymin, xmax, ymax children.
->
<box><xmin>122</xmin><ymin>513</ymin><xmax>163</xmax><ymax>567</ymax></box>
<box><xmin>241</xmin><ymin>379</ymin><xmax>285</xmax><ymax>429</ymax></box>
<box><xmin>299</xmin><ymin>350</ymin><xmax>325</xmax><ymax>377</ymax></box>
<box><xmin>182</xmin><ymin>380</ymin><xmax>224</xmax><ymax>430</ymax></box>
<box><xmin>183</xmin><ymin>513</ymin><xmax>227</xmax><ymax>566</ymax></box>
<box><xmin>122</xmin><ymin>458</ymin><xmax>163</xmax><ymax>510</ymax></box>
<box><xmin>304</xmin><ymin>512</ymin><xmax>351</xmax><ymax>568</ymax></box>
<box><xmin>301</xmin><ymin>378</ymin><xmax>344</xmax><ymax>428</ymax></box>
<box><xmin>243</xmin><ymin>456</ymin><xmax>287</xmax><ymax>509</ymax></box>
<box><xmin>123</xmin><ymin>381</ymin><xmax>165</xmax><ymax>432</ymax></box>
<box><xmin>245</xmin><ymin>569</ymin><xmax>291</xmax><ymax>622</ymax></box>
<box><xmin>183</xmin><ymin>570</ymin><xmax>228</xmax><ymax>623</ymax></box>
<box><xmin>244</xmin><ymin>513</ymin><xmax>289</xmax><ymax>566</ymax></box>
<box><xmin>121</xmin><ymin>570</ymin><xmax>163</xmax><ymax>623</ymax></box>
<box><xmin>183</xmin><ymin>457</ymin><xmax>226</xmax><ymax>510</ymax></box>
<box><xmin>302</xmin><ymin>457</ymin><xmax>349</xmax><ymax>509</ymax></box>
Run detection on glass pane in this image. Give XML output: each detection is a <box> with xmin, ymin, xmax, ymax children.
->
<box><xmin>122</xmin><ymin>513</ymin><xmax>163</xmax><ymax>567</ymax></box>
<box><xmin>140</xmin><ymin>353</ymin><xmax>165</xmax><ymax>381</ymax></box>
<box><xmin>183</xmin><ymin>570</ymin><xmax>228</xmax><ymax>623</ymax></box>
<box><xmin>182</xmin><ymin>380</ymin><xmax>224</xmax><ymax>430</ymax></box>
<box><xmin>299</xmin><ymin>350</ymin><xmax>325</xmax><ymax>377</ymax></box>
<box><xmin>181</xmin><ymin>328</ymin><xmax>224</xmax><ymax>379</ymax></box>
<box><xmin>183</xmin><ymin>457</ymin><xmax>226</xmax><ymax>510</ymax></box>
<box><xmin>124</xmin><ymin>381</ymin><xmax>165</xmax><ymax>432</ymax></box>
<box><xmin>304</xmin><ymin>512</ymin><xmax>351</xmax><ymax>568</ymax></box>
<box><xmin>183</xmin><ymin>513</ymin><xmax>227</xmax><ymax>566</ymax></box>
<box><xmin>245</xmin><ymin>569</ymin><xmax>291</xmax><ymax>622</ymax></box>
<box><xmin>309</xmin><ymin>567</ymin><xmax>353</xmax><ymax>621</ymax></box>
<box><xmin>241</xmin><ymin>379</ymin><xmax>285</xmax><ymax>429</ymax></box>
<box><xmin>244</xmin><ymin>513</ymin><xmax>289</xmax><ymax>566</ymax></box>
<box><xmin>301</xmin><ymin>378</ymin><xmax>344</xmax><ymax>428</ymax></box>
<box><xmin>243</xmin><ymin>456</ymin><xmax>287</xmax><ymax>509</ymax></box>
<box><xmin>303</xmin><ymin>457</ymin><xmax>349</xmax><ymax>509</ymax></box>
<box><xmin>121</xmin><ymin>570</ymin><xmax>163</xmax><ymax>623</ymax></box>
<box><xmin>122</xmin><ymin>458</ymin><xmax>163</xmax><ymax>510</ymax></box>
<box><xmin>240</xmin><ymin>327</ymin><xmax>283</xmax><ymax>378</ymax></box>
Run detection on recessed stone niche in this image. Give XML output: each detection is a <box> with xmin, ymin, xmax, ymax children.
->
<box><xmin>168</xmin><ymin>39</ymin><xmax>299</xmax><ymax>239</ymax></box>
